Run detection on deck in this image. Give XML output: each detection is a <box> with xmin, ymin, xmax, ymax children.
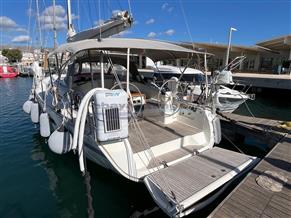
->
<box><xmin>210</xmin><ymin>113</ymin><xmax>291</xmax><ymax>218</ymax></box>
<box><xmin>219</xmin><ymin>112</ymin><xmax>288</xmax><ymax>149</ymax></box>
<box><xmin>128</xmin><ymin>118</ymin><xmax>201</xmax><ymax>153</ymax></box>
<box><xmin>145</xmin><ymin>147</ymin><xmax>256</xmax><ymax>204</ymax></box>
<box><xmin>233</xmin><ymin>72</ymin><xmax>291</xmax><ymax>90</ymax></box>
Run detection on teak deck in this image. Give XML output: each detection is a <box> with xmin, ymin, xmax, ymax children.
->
<box><xmin>210</xmin><ymin>114</ymin><xmax>291</xmax><ymax>218</ymax></box>
<box><xmin>128</xmin><ymin>119</ymin><xmax>201</xmax><ymax>153</ymax></box>
<box><xmin>147</xmin><ymin>147</ymin><xmax>255</xmax><ymax>204</ymax></box>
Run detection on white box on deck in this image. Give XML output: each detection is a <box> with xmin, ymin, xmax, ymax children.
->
<box><xmin>93</xmin><ymin>89</ymin><xmax>128</xmax><ymax>142</ymax></box>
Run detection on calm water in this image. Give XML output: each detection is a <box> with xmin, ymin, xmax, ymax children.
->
<box><xmin>0</xmin><ymin>77</ymin><xmax>290</xmax><ymax>218</ymax></box>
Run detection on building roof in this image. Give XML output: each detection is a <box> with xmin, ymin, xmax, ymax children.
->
<box><xmin>179</xmin><ymin>42</ymin><xmax>260</xmax><ymax>54</ymax></box>
<box><xmin>256</xmin><ymin>35</ymin><xmax>291</xmax><ymax>51</ymax></box>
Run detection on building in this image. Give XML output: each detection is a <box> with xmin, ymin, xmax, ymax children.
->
<box><xmin>21</xmin><ymin>52</ymin><xmax>35</xmax><ymax>66</ymax></box>
<box><xmin>178</xmin><ymin>35</ymin><xmax>291</xmax><ymax>74</ymax></box>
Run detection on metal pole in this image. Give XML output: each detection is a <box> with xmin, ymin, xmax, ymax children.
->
<box><xmin>139</xmin><ymin>54</ymin><xmax>142</xmax><ymax>69</ymax></box>
<box><xmin>126</xmin><ymin>48</ymin><xmax>130</xmax><ymax>94</ymax></box>
<box><xmin>53</xmin><ymin>0</ymin><xmax>57</xmax><ymax>49</ymax></box>
<box><xmin>100</xmin><ymin>52</ymin><xmax>104</xmax><ymax>88</ymax></box>
<box><xmin>36</xmin><ymin>0</ymin><xmax>42</xmax><ymax>49</ymax></box>
<box><xmin>225</xmin><ymin>27</ymin><xmax>237</xmax><ymax>67</ymax></box>
<box><xmin>66</xmin><ymin>0</ymin><xmax>75</xmax><ymax>38</ymax></box>
<box><xmin>67</xmin><ymin>0</ymin><xmax>72</xmax><ymax>30</ymax></box>
<box><xmin>204</xmin><ymin>53</ymin><xmax>209</xmax><ymax>100</ymax></box>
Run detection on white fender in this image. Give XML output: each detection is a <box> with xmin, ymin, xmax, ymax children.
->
<box><xmin>48</xmin><ymin>126</ymin><xmax>72</xmax><ymax>154</ymax></box>
<box><xmin>40</xmin><ymin>113</ymin><xmax>51</xmax><ymax>137</ymax></box>
<box><xmin>23</xmin><ymin>100</ymin><xmax>33</xmax><ymax>114</ymax></box>
<box><xmin>30</xmin><ymin>102</ymin><xmax>39</xmax><ymax>123</ymax></box>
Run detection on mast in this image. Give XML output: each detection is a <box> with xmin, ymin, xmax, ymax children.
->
<box><xmin>67</xmin><ymin>0</ymin><xmax>76</xmax><ymax>38</ymax></box>
<box><xmin>36</xmin><ymin>0</ymin><xmax>42</xmax><ymax>49</ymax></box>
<box><xmin>53</xmin><ymin>0</ymin><xmax>57</xmax><ymax>49</ymax></box>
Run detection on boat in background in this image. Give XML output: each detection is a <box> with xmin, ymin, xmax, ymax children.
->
<box><xmin>140</xmin><ymin>64</ymin><xmax>254</xmax><ymax>113</ymax></box>
<box><xmin>141</xmin><ymin>55</ymin><xmax>255</xmax><ymax>113</ymax></box>
<box><xmin>0</xmin><ymin>65</ymin><xmax>18</xmax><ymax>78</ymax></box>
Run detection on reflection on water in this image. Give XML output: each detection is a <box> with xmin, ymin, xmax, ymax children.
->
<box><xmin>0</xmin><ymin>77</ymin><xmax>164</xmax><ymax>218</ymax></box>
<box><xmin>235</xmin><ymin>89</ymin><xmax>291</xmax><ymax>121</ymax></box>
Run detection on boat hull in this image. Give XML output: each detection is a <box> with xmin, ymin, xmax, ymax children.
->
<box><xmin>36</xmin><ymin>94</ymin><xmax>121</xmax><ymax>175</ymax></box>
<box><xmin>0</xmin><ymin>73</ymin><xmax>18</xmax><ymax>78</ymax></box>
<box><xmin>0</xmin><ymin>66</ymin><xmax>18</xmax><ymax>78</ymax></box>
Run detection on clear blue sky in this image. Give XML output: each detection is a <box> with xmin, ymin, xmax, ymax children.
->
<box><xmin>0</xmin><ymin>0</ymin><xmax>290</xmax><ymax>48</ymax></box>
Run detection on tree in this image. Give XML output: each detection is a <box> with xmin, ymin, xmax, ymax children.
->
<box><xmin>2</xmin><ymin>49</ymin><xmax>9</xmax><ymax>57</ymax></box>
<box><xmin>2</xmin><ymin>49</ymin><xmax>22</xmax><ymax>63</ymax></box>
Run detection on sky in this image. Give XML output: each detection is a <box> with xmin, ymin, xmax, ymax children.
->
<box><xmin>0</xmin><ymin>0</ymin><xmax>290</xmax><ymax>49</ymax></box>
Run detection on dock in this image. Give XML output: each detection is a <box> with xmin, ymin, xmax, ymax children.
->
<box><xmin>219</xmin><ymin>113</ymin><xmax>289</xmax><ymax>149</ymax></box>
<box><xmin>209</xmin><ymin>113</ymin><xmax>291</xmax><ymax>218</ymax></box>
<box><xmin>232</xmin><ymin>72</ymin><xmax>291</xmax><ymax>90</ymax></box>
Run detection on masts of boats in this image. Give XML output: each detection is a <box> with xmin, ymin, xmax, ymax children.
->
<box><xmin>23</xmin><ymin>38</ymin><xmax>259</xmax><ymax>217</ymax></box>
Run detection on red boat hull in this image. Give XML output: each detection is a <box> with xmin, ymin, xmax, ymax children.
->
<box><xmin>0</xmin><ymin>72</ymin><xmax>18</xmax><ymax>78</ymax></box>
<box><xmin>0</xmin><ymin>66</ymin><xmax>18</xmax><ymax>78</ymax></box>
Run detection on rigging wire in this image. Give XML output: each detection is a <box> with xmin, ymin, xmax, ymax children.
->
<box><xmin>98</xmin><ymin>0</ymin><xmax>102</xmax><ymax>40</ymax></box>
<box><xmin>103</xmin><ymin>51</ymin><xmax>177</xmax><ymax>204</ymax></box>
<box><xmin>35</xmin><ymin>0</ymin><xmax>42</xmax><ymax>49</ymax></box>
<box><xmin>179</xmin><ymin>0</ymin><xmax>194</xmax><ymax>50</ymax></box>
<box><xmin>127</xmin><ymin>0</ymin><xmax>132</xmax><ymax>16</ymax></box>
<box><xmin>42</xmin><ymin>0</ymin><xmax>49</xmax><ymax>48</ymax></box>
<box><xmin>81</xmin><ymin>2</ymin><xmax>91</xmax><ymax>30</ymax></box>
<box><xmin>117</xmin><ymin>0</ymin><xmax>123</xmax><ymax>11</ymax></box>
<box><xmin>77</xmin><ymin>0</ymin><xmax>81</xmax><ymax>32</ymax></box>
<box><xmin>27</xmin><ymin>0</ymin><xmax>33</xmax><ymax>51</ymax></box>
<box><xmin>87</xmin><ymin>0</ymin><xmax>94</xmax><ymax>28</ymax></box>
<box><xmin>106</xmin><ymin>0</ymin><xmax>112</xmax><ymax>18</ymax></box>
<box><xmin>242</xmin><ymin>96</ymin><xmax>256</xmax><ymax>118</ymax></box>
<box><xmin>92</xmin><ymin>0</ymin><xmax>98</xmax><ymax>23</ymax></box>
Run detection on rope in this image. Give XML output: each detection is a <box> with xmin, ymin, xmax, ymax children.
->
<box><xmin>216</xmin><ymin>110</ymin><xmax>237</xmax><ymax>123</ymax></box>
<box><xmin>84</xmin><ymin>171</ymin><xmax>95</xmax><ymax>218</ymax></box>
<box><xmin>243</xmin><ymin>100</ymin><xmax>255</xmax><ymax>118</ymax></box>
<box><xmin>222</xmin><ymin>132</ymin><xmax>245</xmax><ymax>154</ymax></box>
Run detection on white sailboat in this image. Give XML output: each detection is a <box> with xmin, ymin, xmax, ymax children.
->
<box><xmin>22</xmin><ymin>1</ymin><xmax>259</xmax><ymax>217</ymax></box>
<box><xmin>142</xmin><ymin>56</ymin><xmax>254</xmax><ymax>113</ymax></box>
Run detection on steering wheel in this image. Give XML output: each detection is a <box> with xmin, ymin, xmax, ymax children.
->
<box><xmin>157</xmin><ymin>77</ymin><xmax>184</xmax><ymax>116</ymax></box>
<box><xmin>111</xmin><ymin>82</ymin><xmax>144</xmax><ymax>119</ymax></box>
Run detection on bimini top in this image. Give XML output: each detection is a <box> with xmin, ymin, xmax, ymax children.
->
<box><xmin>49</xmin><ymin>38</ymin><xmax>212</xmax><ymax>62</ymax></box>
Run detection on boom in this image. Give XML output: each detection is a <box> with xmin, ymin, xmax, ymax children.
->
<box><xmin>67</xmin><ymin>11</ymin><xmax>133</xmax><ymax>43</ymax></box>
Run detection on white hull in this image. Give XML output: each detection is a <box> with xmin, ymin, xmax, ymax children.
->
<box><xmin>24</xmin><ymin>39</ymin><xmax>258</xmax><ymax>217</ymax></box>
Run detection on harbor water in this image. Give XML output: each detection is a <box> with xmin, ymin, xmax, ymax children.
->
<box><xmin>0</xmin><ymin>77</ymin><xmax>290</xmax><ymax>218</ymax></box>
